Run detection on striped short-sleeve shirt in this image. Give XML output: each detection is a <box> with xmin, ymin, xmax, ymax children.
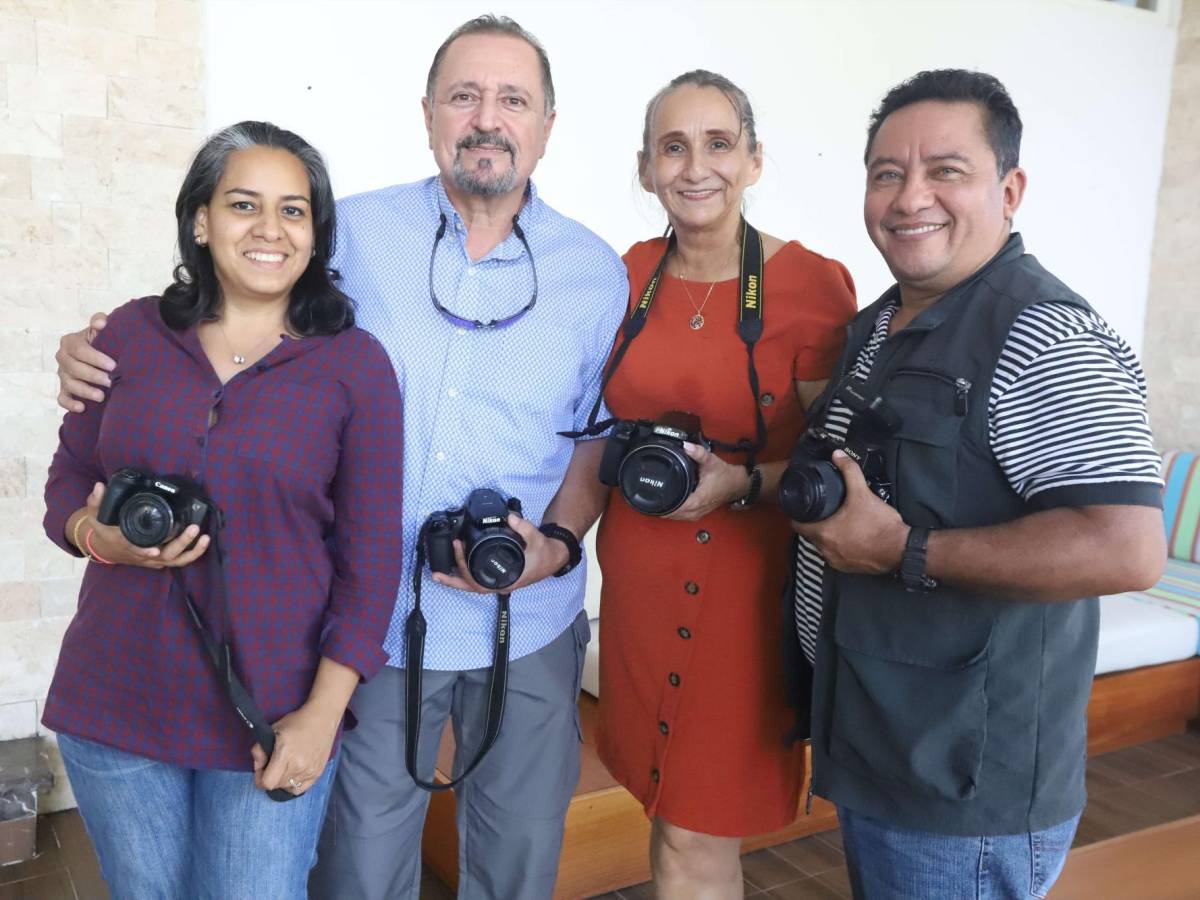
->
<box><xmin>794</xmin><ymin>300</ymin><xmax>1162</xmax><ymax>664</ymax></box>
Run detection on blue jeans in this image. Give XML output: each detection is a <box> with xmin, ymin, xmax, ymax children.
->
<box><xmin>837</xmin><ymin>805</ymin><xmax>1080</xmax><ymax>899</ymax></box>
<box><xmin>58</xmin><ymin>733</ymin><xmax>336</xmax><ymax>900</ymax></box>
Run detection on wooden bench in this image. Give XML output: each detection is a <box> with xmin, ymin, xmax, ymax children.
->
<box><xmin>421</xmin><ymin>656</ymin><xmax>1200</xmax><ymax>899</ymax></box>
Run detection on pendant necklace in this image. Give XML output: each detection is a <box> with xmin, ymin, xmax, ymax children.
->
<box><xmin>216</xmin><ymin>318</ymin><xmax>281</xmax><ymax>366</ymax></box>
<box><xmin>678</xmin><ymin>277</ymin><xmax>716</xmax><ymax>330</ymax></box>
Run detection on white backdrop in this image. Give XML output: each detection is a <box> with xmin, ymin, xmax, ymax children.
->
<box><xmin>204</xmin><ymin>0</ymin><xmax>1179</xmax><ymax>351</ymax></box>
<box><xmin>204</xmin><ymin>0</ymin><xmax>1179</xmax><ymax>620</ymax></box>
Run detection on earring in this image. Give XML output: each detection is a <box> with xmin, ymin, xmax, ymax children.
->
<box><xmin>195</xmin><ymin>236</ymin><xmax>207</xmax><ymax>247</ymax></box>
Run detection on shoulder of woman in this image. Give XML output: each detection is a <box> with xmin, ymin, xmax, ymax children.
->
<box><xmin>328</xmin><ymin>326</ymin><xmax>399</xmax><ymax>380</ymax></box>
<box><xmin>621</xmin><ymin>236</ymin><xmax>669</xmax><ymax>272</ymax></box>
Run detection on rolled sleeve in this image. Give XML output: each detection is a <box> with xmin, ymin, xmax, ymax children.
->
<box><xmin>320</xmin><ymin>333</ymin><xmax>405</xmax><ymax>680</ymax></box>
<box><xmin>43</xmin><ymin>307</ymin><xmax>130</xmax><ymax>555</ymax></box>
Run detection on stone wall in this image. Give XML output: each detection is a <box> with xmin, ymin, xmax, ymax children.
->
<box><xmin>1144</xmin><ymin>0</ymin><xmax>1200</xmax><ymax>451</ymax></box>
<box><xmin>0</xmin><ymin>0</ymin><xmax>203</xmax><ymax>810</ymax></box>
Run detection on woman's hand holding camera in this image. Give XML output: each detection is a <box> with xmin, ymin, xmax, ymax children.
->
<box><xmin>664</xmin><ymin>443</ymin><xmax>752</xmax><ymax>522</ymax></box>
<box><xmin>70</xmin><ymin>482</ymin><xmax>210</xmax><ymax>569</ymax></box>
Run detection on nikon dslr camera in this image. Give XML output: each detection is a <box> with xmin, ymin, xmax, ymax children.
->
<box><xmin>97</xmin><ymin>467</ymin><xmax>213</xmax><ymax>547</ymax></box>
<box><xmin>598</xmin><ymin>411</ymin><xmax>703</xmax><ymax>517</ymax></box>
<box><xmin>779</xmin><ymin>381</ymin><xmax>901</xmax><ymax>523</ymax></box>
<box><xmin>425</xmin><ymin>489</ymin><xmax>526</xmax><ymax>591</ymax></box>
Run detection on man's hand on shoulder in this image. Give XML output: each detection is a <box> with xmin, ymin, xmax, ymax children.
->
<box><xmin>792</xmin><ymin>450</ymin><xmax>909</xmax><ymax>575</ymax></box>
<box><xmin>56</xmin><ymin>312</ymin><xmax>115</xmax><ymax>412</ymax></box>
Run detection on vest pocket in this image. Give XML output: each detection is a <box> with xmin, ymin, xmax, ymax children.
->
<box><xmin>827</xmin><ymin>593</ymin><xmax>991</xmax><ymax>802</ymax></box>
<box><xmin>886</xmin><ymin>373</ymin><xmax>968</xmax><ymax>525</ymax></box>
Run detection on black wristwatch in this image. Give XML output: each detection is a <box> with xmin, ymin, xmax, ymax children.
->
<box><xmin>539</xmin><ymin>522</ymin><xmax>582</xmax><ymax>577</ymax></box>
<box><xmin>898</xmin><ymin>526</ymin><xmax>939</xmax><ymax>592</ymax></box>
<box><xmin>730</xmin><ymin>465</ymin><xmax>763</xmax><ymax>510</ymax></box>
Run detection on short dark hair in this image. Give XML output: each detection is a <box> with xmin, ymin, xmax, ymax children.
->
<box><xmin>641</xmin><ymin>70</ymin><xmax>758</xmax><ymax>163</ymax></box>
<box><xmin>426</xmin><ymin>15</ymin><xmax>555</xmax><ymax>115</ymax></box>
<box><xmin>865</xmin><ymin>69</ymin><xmax>1023</xmax><ymax>177</ymax></box>
<box><xmin>161</xmin><ymin>120</ymin><xmax>353</xmax><ymax>336</ymax></box>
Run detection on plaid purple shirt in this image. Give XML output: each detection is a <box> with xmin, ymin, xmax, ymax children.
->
<box><xmin>42</xmin><ymin>297</ymin><xmax>403</xmax><ymax>771</ymax></box>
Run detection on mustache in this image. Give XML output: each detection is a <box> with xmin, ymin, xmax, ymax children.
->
<box><xmin>456</xmin><ymin>132</ymin><xmax>515</xmax><ymax>155</ymax></box>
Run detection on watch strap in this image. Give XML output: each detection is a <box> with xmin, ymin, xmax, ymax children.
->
<box><xmin>899</xmin><ymin>526</ymin><xmax>939</xmax><ymax>592</ymax></box>
<box><xmin>730</xmin><ymin>465</ymin><xmax>763</xmax><ymax>510</ymax></box>
<box><xmin>539</xmin><ymin>522</ymin><xmax>582</xmax><ymax>577</ymax></box>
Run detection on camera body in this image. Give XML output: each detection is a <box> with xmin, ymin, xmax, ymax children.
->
<box><xmin>779</xmin><ymin>381</ymin><xmax>901</xmax><ymax>523</ymax></box>
<box><xmin>96</xmin><ymin>467</ymin><xmax>213</xmax><ymax>547</ymax></box>
<box><xmin>425</xmin><ymin>489</ymin><xmax>526</xmax><ymax>591</ymax></box>
<box><xmin>598</xmin><ymin>411</ymin><xmax>703</xmax><ymax>517</ymax></box>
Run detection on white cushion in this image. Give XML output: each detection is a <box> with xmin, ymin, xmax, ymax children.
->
<box><xmin>1096</xmin><ymin>593</ymin><xmax>1199</xmax><ymax>675</ymax></box>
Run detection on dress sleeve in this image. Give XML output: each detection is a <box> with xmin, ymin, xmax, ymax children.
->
<box><xmin>319</xmin><ymin>332</ymin><xmax>405</xmax><ymax>680</ymax></box>
<box><xmin>793</xmin><ymin>257</ymin><xmax>857</xmax><ymax>382</ymax></box>
<box><xmin>43</xmin><ymin>304</ymin><xmax>133</xmax><ymax>555</ymax></box>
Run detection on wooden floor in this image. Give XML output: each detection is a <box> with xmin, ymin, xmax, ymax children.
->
<box><xmin>4</xmin><ymin>729</ymin><xmax>1200</xmax><ymax>900</ymax></box>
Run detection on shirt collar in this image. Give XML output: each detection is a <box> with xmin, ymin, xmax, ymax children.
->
<box><xmin>427</xmin><ymin>176</ymin><xmax>542</xmax><ymax>262</ymax></box>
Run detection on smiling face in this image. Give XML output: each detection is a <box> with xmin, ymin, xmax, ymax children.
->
<box><xmin>864</xmin><ymin>100</ymin><xmax>1026</xmax><ymax>303</ymax></box>
<box><xmin>423</xmin><ymin>32</ymin><xmax>555</xmax><ymax>201</ymax></box>
<box><xmin>640</xmin><ymin>84</ymin><xmax>762</xmax><ymax>236</ymax></box>
<box><xmin>193</xmin><ymin>145</ymin><xmax>313</xmax><ymax>309</ymax></box>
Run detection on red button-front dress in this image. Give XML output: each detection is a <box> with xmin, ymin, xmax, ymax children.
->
<box><xmin>595</xmin><ymin>237</ymin><xmax>857</xmax><ymax>836</ymax></box>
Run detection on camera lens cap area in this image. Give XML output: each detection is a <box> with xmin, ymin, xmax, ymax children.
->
<box><xmin>618</xmin><ymin>444</ymin><xmax>694</xmax><ymax>517</ymax></box>
<box><xmin>119</xmin><ymin>493</ymin><xmax>176</xmax><ymax>547</ymax></box>
<box><xmin>468</xmin><ymin>537</ymin><xmax>525</xmax><ymax>591</ymax></box>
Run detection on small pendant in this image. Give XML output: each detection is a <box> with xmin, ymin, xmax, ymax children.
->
<box><xmin>232</xmin><ymin>354</ymin><xmax>246</xmax><ymax>365</ymax></box>
<box><xmin>689</xmin><ymin>313</ymin><xmax>705</xmax><ymax>330</ymax></box>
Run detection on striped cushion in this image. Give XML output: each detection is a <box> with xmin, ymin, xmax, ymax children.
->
<box><xmin>1162</xmin><ymin>451</ymin><xmax>1200</xmax><ymax>563</ymax></box>
<box><xmin>1128</xmin><ymin>558</ymin><xmax>1200</xmax><ymax>629</ymax></box>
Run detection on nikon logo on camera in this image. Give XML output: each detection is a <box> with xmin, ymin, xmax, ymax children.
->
<box><xmin>639</xmin><ymin>476</ymin><xmax>666</xmax><ymax>489</ymax></box>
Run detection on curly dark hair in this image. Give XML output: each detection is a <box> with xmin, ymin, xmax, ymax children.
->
<box><xmin>865</xmin><ymin>69</ymin><xmax>1023</xmax><ymax>177</ymax></box>
<box><xmin>161</xmin><ymin>120</ymin><xmax>353</xmax><ymax>335</ymax></box>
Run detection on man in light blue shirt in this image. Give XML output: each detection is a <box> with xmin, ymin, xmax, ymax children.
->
<box><xmin>311</xmin><ymin>15</ymin><xmax>625</xmax><ymax>900</ymax></box>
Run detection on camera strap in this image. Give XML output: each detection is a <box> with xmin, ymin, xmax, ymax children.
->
<box><xmin>170</xmin><ymin>522</ymin><xmax>295</xmax><ymax>803</ymax></box>
<box><xmin>403</xmin><ymin>520</ymin><xmax>510</xmax><ymax>792</ymax></box>
<box><xmin>561</xmin><ymin>221</ymin><xmax>768</xmax><ymax>469</ymax></box>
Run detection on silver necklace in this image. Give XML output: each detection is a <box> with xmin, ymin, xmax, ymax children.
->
<box><xmin>216</xmin><ymin>318</ymin><xmax>281</xmax><ymax>366</ymax></box>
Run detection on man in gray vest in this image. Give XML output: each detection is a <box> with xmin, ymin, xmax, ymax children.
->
<box><xmin>790</xmin><ymin>69</ymin><xmax>1166</xmax><ymax>898</ymax></box>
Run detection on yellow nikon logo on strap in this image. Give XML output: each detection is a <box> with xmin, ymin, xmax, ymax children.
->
<box><xmin>744</xmin><ymin>274</ymin><xmax>759</xmax><ymax>309</ymax></box>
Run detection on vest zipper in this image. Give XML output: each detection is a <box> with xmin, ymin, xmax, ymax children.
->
<box><xmin>889</xmin><ymin>368</ymin><xmax>973</xmax><ymax>416</ymax></box>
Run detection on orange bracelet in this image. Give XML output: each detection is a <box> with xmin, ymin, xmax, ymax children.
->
<box><xmin>85</xmin><ymin>528</ymin><xmax>115</xmax><ymax>565</ymax></box>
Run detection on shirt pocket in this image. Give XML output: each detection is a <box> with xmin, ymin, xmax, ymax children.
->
<box><xmin>885</xmin><ymin>368</ymin><xmax>972</xmax><ymax>526</ymax></box>
<box><xmin>235</xmin><ymin>379</ymin><xmax>345</xmax><ymax>488</ymax></box>
<box><xmin>827</xmin><ymin>584</ymin><xmax>993</xmax><ymax>803</ymax></box>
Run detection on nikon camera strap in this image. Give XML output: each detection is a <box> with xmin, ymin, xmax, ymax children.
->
<box><xmin>404</xmin><ymin>521</ymin><xmax>510</xmax><ymax>792</ymax></box>
<box><xmin>562</xmin><ymin>221</ymin><xmax>768</xmax><ymax>469</ymax></box>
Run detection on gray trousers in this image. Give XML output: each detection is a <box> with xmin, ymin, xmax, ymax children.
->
<box><xmin>310</xmin><ymin>612</ymin><xmax>589</xmax><ymax>900</ymax></box>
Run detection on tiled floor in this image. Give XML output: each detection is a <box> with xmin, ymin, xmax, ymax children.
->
<box><xmin>3</xmin><ymin>730</ymin><xmax>1200</xmax><ymax>900</ymax></box>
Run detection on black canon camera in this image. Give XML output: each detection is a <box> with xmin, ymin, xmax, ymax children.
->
<box><xmin>779</xmin><ymin>381</ymin><xmax>901</xmax><ymax>523</ymax></box>
<box><xmin>425</xmin><ymin>489</ymin><xmax>526</xmax><ymax>591</ymax></box>
<box><xmin>96</xmin><ymin>467</ymin><xmax>213</xmax><ymax>547</ymax></box>
<box><xmin>598</xmin><ymin>411</ymin><xmax>704</xmax><ymax>517</ymax></box>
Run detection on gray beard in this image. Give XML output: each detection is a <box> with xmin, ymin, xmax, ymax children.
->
<box><xmin>451</xmin><ymin>153</ymin><xmax>518</xmax><ymax>197</ymax></box>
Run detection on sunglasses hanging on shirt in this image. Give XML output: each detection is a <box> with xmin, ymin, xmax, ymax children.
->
<box><xmin>428</xmin><ymin>212</ymin><xmax>539</xmax><ymax>330</ymax></box>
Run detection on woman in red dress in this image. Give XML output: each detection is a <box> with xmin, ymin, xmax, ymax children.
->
<box><xmin>594</xmin><ymin>71</ymin><xmax>857</xmax><ymax>897</ymax></box>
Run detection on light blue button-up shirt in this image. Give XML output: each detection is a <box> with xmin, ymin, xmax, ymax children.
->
<box><xmin>333</xmin><ymin>176</ymin><xmax>627</xmax><ymax>669</ymax></box>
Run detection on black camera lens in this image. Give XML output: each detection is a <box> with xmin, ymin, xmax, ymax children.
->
<box><xmin>618</xmin><ymin>442</ymin><xmax>697</xmax><ymax>516</ymax></box>
<box><xmin>779</xmin><ymin>461</ymin><xmax>845</xmax><ymax>523</ymax></box>
<box><xmin>119</xmin><ymin>492</ymin><xmax>177</xmax><ymax>547</ymax></box>
<box><xmin>467</xmin><ymin>535</ymin><xmax>525</xmax><ymax>591</ymax></box>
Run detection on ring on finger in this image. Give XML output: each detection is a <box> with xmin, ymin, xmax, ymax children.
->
<box><xmin>288</xmin><ymin>776</ymin><xmax>304</xmax><ymax>790</ymax></box>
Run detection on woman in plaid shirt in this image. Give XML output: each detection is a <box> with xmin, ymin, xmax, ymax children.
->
<box><xmin>41</xmin><ymin>122</ymin><xmax>403</xmax><ymax>899</ymax></box>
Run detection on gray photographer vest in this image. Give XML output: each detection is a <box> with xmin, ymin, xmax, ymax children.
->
<box><xmin>809</xmin><ymin>234</ymin><xmax>1100</xmax><ymax>836</ymax></box>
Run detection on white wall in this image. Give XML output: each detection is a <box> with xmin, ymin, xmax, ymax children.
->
<box><xmin>205</xmin><ymin>0</ymin><xmax>1179</xmax><ymax>351</ymax></box>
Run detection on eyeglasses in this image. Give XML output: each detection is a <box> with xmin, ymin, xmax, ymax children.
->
<box><xmin>428</xmin><ymin>213</ymin><xmax>538</xmax><ymax>330</ymax></box>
